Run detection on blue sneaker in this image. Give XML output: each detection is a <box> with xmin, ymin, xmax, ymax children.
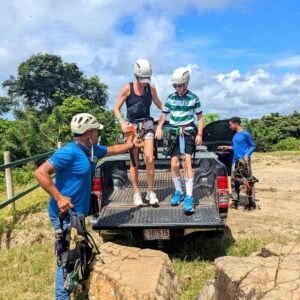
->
<box><xmin>183</xmin><ymin>195</ymin><xmax>195</xmax><ymax>213</ymax></box>
<box><xmin>171</xmin><ymin>190</ymin><xmax>185</xmax><ymax>206</ymax></box>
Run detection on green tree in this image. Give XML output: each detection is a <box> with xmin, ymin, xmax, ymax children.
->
<box><xmin>204</xmin><ymin>113</ymin><xmax>220</xmax><ymax>126</ymax></box>
<box><xmin>2</xmin><ymin>53</ymin><xmax>108</xmax><ymax>115</ymax></box>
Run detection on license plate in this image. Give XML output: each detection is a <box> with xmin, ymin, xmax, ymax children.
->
<box><xmin>143</xmin><ymin>229</ymin><xmax>170</xmax><ymax>240</ymax></box>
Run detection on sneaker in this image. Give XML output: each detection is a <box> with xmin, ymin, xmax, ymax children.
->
<box><xmin>183</xmin><ymin>195</ymin><xmax>195</xmax><ymax>213</ymax></box>
<box><xmin>146</xmin><ymin>191</ymin><xmax>159</xmax><ymax>206</ymax></box>
<box><xmin>133</xmin><ymin>192</ymin><xmax>143</xmax><ymax>207</ymax></box>
<box><xmin>230</xmin><ymin>200</ymin><xmax>239</xmax><ymax>209</ymax></box>
<box><xmin>171</xmin><ymin>190</ymin><xmax>185</xmax><ymax>206</ymax></box>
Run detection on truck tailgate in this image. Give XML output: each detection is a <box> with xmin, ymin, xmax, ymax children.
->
<box><xmin>93</xmin><ymin>206</ymin><xmax>223</xmax><ymax>229</ymax></box>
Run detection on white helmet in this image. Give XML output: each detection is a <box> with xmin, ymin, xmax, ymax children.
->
<box><xmin>71</xmin><ymin>113</ymin><xmax>103</xmax><ymax>134</ymax></box>
<box><xmin>134</xmin><ymin>59</ymin><xmax>152</xmax><ymax>83</ymax></box>
<box><xmin>171</xmin><ymin>67</ymin><xmax>190</xmax><ymax>85</ymax></box>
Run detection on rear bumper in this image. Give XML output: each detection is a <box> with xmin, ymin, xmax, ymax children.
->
<box><xmin>92</xmin><ymin>206</ymin><xmax>225</xmax><ymax>230</ymax></box>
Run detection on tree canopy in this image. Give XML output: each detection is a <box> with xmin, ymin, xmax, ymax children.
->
<box><xmin>1</xmin><ymin>53</ymin><xmax>108</xmax><ymax>115</ymax></box>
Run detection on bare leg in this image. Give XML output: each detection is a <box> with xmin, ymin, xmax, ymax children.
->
<box><xmin>171</xmin><ymin>155</ymin><xmax>180</xmax><ymax>178</ymax></box>
<box><xmin>130</xmin><ymin>147</ymin><xmax>139</xmax><ymax>193</ymax></box>
<box><xmin>143</xmin><ymin>139</ymin><xmax>154</xmax><ymax>191</ymax></box>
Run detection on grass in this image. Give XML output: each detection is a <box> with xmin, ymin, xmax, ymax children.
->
<box><xmin>0</xmin><ymin>241</ymin><xmax>56</xmax><ymax>300</ymax></box>
<box><xmin>168</xmin><ymin>233</ymin><xmax>268</xmax><ymax>299</ymax></box>
<box><xmin>0</xmin><ymin>151</ymin><xmax>297</xmax><ymax>299</ymax></box>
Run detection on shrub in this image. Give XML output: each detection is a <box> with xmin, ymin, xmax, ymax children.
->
<box><xmin>271</xmin><ymin>137</ymin><xmax>300</xmax><ymax>151</ymax></box>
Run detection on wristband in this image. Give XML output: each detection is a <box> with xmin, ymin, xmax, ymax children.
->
<box><xmin>116</xmin><ymin>116</ymin><xmax>123</xmax><ymax>121</ymax></box>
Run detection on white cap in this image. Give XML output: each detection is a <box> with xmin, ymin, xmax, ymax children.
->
<box><xmin>70</xmin><ymin>113</ymin><xmax>103</xmax><ymax>134</ymax></box>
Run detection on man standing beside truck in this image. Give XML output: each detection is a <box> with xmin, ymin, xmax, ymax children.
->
<box><xmin>155</xmin><ymin>67</ymin><xmax>203</xmax><ymax>213</ymax></box>
<box><xmin>35</xmin><ymin>113</ymin><xmax>142</xmax><ymax>300</ymax></box>
<box><xmin>218</xmin><ymin>117</ymin><xmax>256</xmax><ymax>209</ymax></box>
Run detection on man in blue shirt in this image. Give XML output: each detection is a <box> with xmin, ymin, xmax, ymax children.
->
<box><xmin>35</xmin><ymin>113</ymin><xmax>141</xmax><ymax>300</ymax></box>
<box><xmin>219</xmin><ymin>117</ymin><xmax>256</xmax><ymax>209</ymax></box>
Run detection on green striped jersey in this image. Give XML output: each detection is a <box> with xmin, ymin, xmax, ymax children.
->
<box><xmin>162</xmin><ymin>90</ymin><xmax>202</xmax><ymax>126</ymax></box>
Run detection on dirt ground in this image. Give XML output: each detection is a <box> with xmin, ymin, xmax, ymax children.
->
<box><xmin>227</xmin><ymin>153</ymin><xmax>300</xmax><ymax>242</ymax></box>
<box><xmin>2</xmin><ymin>152</ymin><xmax>300</xmax><ymax>249</ymax></box>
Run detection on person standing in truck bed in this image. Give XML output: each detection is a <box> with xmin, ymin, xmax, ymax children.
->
<box><xmin>114</xmin><ymin>59</ymin><xmax>163</xmax><ymax>207</ymax></box>
<box><xmin>155</xmin><ymin>67</ymin><xmax>203</xmax><ymax>213</ymax></box>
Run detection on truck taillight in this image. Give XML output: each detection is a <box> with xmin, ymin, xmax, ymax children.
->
<box><xmin>217</xmin><ymin>176</ymin><xmax>228</xmax><ymax>189</ymax></box>
<box><xmin>93</xmin><ymin>178</ymin><xmax>101</xmax><ymax>192</ymax></box>
<box><xmin>217</xmin><ymin>176</ymin><xmax>229</xmax><ymax>209</ymax></box>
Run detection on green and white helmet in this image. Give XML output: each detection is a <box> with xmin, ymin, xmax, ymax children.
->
<box><xmin>171</xmin><ymin>67</ymin><xmax>190</xmax><ymax>84</ymax></box>
<box><xmin>71</xmin><ymin>113</ymin><xmax>103</xmax><ymax>134</ymax></box>
<box><xmin>134</xmin><ymin>59</ymin><xmax>152</xmax><ymax>83</ymax></box>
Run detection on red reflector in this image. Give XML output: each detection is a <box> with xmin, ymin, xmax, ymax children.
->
<box><xmin>217</xmin><ymin>176</ymin><xmax>228</xmax><ymax>189</ymax></box>
<box><xmin>93</xmin><ymin>178</ymin><xmax>101</xmax><ymax>192</ymax></box>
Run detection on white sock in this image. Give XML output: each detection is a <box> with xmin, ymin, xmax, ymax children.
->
<box><xmin>186</xmin><ymin>178</ymin><xmax>194</xmax><ymax>196</ymax></box>
<box><xmin>172</xmin><ymin>176</ymin><xmax>182</xmax><ymax>192</ymax></box>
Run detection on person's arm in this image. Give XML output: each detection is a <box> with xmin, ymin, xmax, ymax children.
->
<box><xmin>195</xmin><ymin>113</ymin><xmax>203</xmax><ymax>145</ymax></box>
<box><xmin>106</xmin><ymin>136</ymin><xmax>143</xmax><ymax>157</ymax></box>
<box><xmin>34</xmin><ymin>161</ymin><xmax>73</xmax><ymax>213</ymax></box>
<box><xmin>114</xmin><ymin>84</ymin><xmax>130</xmax><ymax>133</ymax></box>
<box><xmin>150</xmin><ymin>85</ymin><xmax>163</xmax><ymax>110</ymax></box>
<box><xmin>245</xmin><ymin>132</ymin><xmax>256</xmax><ymax>159</ymax></box>
<box><xmin>218</xmin><ymin>145</ymin><xmax>233</xmax><ymax>150</ymax></box>
<box><xmin>155</xmin><ymin>113</ymin><xmax>168</xmax><ymax>140</ymax></box>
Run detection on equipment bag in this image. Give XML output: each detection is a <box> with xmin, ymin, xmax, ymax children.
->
<box><xmin>57</xmin><ymin>209</ymin><xmax>100</xmax><ymax>293</ymax></box>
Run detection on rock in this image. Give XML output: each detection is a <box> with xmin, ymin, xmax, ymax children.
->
<box><xmin>87</xmin><ymin>242</ymin><xmax>179</xmax><ymax>300</ymax></box>
<box><xmin>211</xmin><ymin>242</ymin><xmax>300</xmax><ymax>300</ymax></box>
<box><xmin>196</xmin><ymin>280</ymin><xmax>215</xmax><ymax>300</ymax></box>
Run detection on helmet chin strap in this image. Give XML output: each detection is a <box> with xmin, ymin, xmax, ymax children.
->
<box><xmin>87</xmin><ymin>136</ymin><xmax>94</xmax><ymax>160</ymax></box>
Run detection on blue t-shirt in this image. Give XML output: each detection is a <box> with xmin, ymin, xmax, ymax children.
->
<box><xmin>232</xmin><ymin>130</ymin><xmax>256</xmax><ymax>164</ymax></box>
<box><xmin>48</xmin><ymin>142</ymin><xmax>107</xmax><ymax>218</ymax></box>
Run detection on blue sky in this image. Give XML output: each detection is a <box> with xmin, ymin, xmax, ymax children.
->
<box><xmin>0</xmin><ymin>0</ymin><xmax>300</xmax><ymax>119</ymax></box>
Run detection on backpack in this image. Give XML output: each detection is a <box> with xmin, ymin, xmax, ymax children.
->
<box><xmin>56</xmin><ymin>209</ymin><xmax>100</xmax><ymax>293</ymax></box>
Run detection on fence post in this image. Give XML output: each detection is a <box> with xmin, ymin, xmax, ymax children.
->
<box><xmin>4</xmin><ymin>151</ymin><xmax>15</xmax><ymax>211</ymax></box>
<box><xmin>57</xmin><ymin>142</ymin><xmax>62</xmax><ymax>149</ymax></box>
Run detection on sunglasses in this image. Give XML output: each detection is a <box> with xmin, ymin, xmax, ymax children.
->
<box><xmin>173</xmin><ymin>84</ymin><xmax>184</xmax><ymax>88</ymax></box>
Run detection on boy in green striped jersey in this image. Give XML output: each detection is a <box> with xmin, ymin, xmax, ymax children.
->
<box><xmin>155</xmin><ymin>68</ymin><xmax>203</xmax><ymax>213</ymax></box>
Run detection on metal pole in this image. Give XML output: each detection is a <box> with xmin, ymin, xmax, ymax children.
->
<box><xmin>4</xmin><ymin>151</ymin><xmax>15</xmax><ymax>211</ymax></box>
<box><xmin>57</xmin><ymin>142</ymin><xmax>62</xmax><ymax>149</ymax></box>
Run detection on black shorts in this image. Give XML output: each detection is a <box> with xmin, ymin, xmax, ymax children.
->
<box><xmin>171</xmin><ymin>134</ymin><xmax>196</xmax><ymax>156</ymax></box>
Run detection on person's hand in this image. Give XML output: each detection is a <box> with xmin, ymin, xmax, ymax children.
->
<box><xmin>57</xmin><ymin>195</ymin><xmax>73</xmax><ymax>214</ymax></box>
<box><xmin>244</xmin><ymin>154</ymin><xmax>249</xmax><ymax>161</ymax></box>
<box><xmin>196</xmin><ymin>134</ymin><xmax>202</xmax><ymax>145</ymax></box>
<box><xmin>218</xmin><ymin>145</ymin><xmax>227</xmax><ymax>150</ymax></box>
<box><xmin>132</xmin><ymin>135</ymin><xmax>144</xmax><ymax>148</ymax></box>
<box><xmin>155</xmin><ymin>128</ymin><xmax>163</xmax><ymax>140</ymax></box>
<box><xmin>121</xmin><ymin>121</ymin><xmax>131</xmax><ymax>134</ymax></box>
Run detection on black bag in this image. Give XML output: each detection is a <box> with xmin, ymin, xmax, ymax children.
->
<box><xmin>59</xmin><ymin>209</ymin><xmax>100</xmax><ymax>283</ymax></box>
<box><xmin>127</xmin><ymin>101</ymin><xmax>148</xmax><ymax>120</ymax></box>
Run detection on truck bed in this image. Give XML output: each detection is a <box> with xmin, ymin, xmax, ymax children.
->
<box><xmin>93</xmin><ymin>169</ymin><xmax>224</xmax><ymax>230</ymax></box>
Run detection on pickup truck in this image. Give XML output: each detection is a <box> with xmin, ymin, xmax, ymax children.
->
<box><xmin>91</xmin><ymin>120</ymin><xmax>234</xmax><ymax>242</ymax></box>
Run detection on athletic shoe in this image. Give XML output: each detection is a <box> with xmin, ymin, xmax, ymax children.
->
<box><xmin>133</xmin><ymin>192</ymin><xmax>143</xmax><ymax>207</ymax></box>
<box><xmin>171</xmin><ymin>190</ymin><xmax>185</xmax><ymax>206</ymax></box>
<box><xmin>183</xmin><ymin>195</ymin><xmax>195</xmax><ymax>213</ymax></box>
<box><xmin>146</xmin><ymin>191</ymin><xmax>159</xmax><ymax>206</ymax></box>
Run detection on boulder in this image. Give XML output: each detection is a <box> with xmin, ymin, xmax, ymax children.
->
<box><xmin>87</xmin><ymin>242</ymin><xmax>179</xmax><ymax>300</ymax></box>
<box><xmin>199</xmin><ymin>242</ymin><xmax>300</xmax><ymax>300</ymax></box>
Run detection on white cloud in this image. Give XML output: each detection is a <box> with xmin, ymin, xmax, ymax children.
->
<box><xmin>0</xmin><ymin>0</ymin><xmax>299</xmax><ymax>120</ymax></box>
<box><xmin>275</xmin><ymin>55</ymin><xmax>300</xmax><ymax>68</ymax></box>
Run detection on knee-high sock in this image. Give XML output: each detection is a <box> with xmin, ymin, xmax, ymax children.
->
<box><xmin>172</xmin><ymin>176</ymin><xmax>182</xmax><ymax>192</ymax></box>
<box><xmin>185</xmin><ymin>177</ymin><xmax>194</xmax><ymax>196</ymax></box>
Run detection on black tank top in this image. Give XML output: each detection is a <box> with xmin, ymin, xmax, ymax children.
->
<box><xmin>126</xmin><ymin>82</ymin><xmax>152</xmax><ymax>121</ymax></box>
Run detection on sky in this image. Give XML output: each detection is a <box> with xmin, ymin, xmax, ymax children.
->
<box><xmin>1</xmin><ymin>0</ymin><xmax>300</xmax><ymax>119</ymax></box>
